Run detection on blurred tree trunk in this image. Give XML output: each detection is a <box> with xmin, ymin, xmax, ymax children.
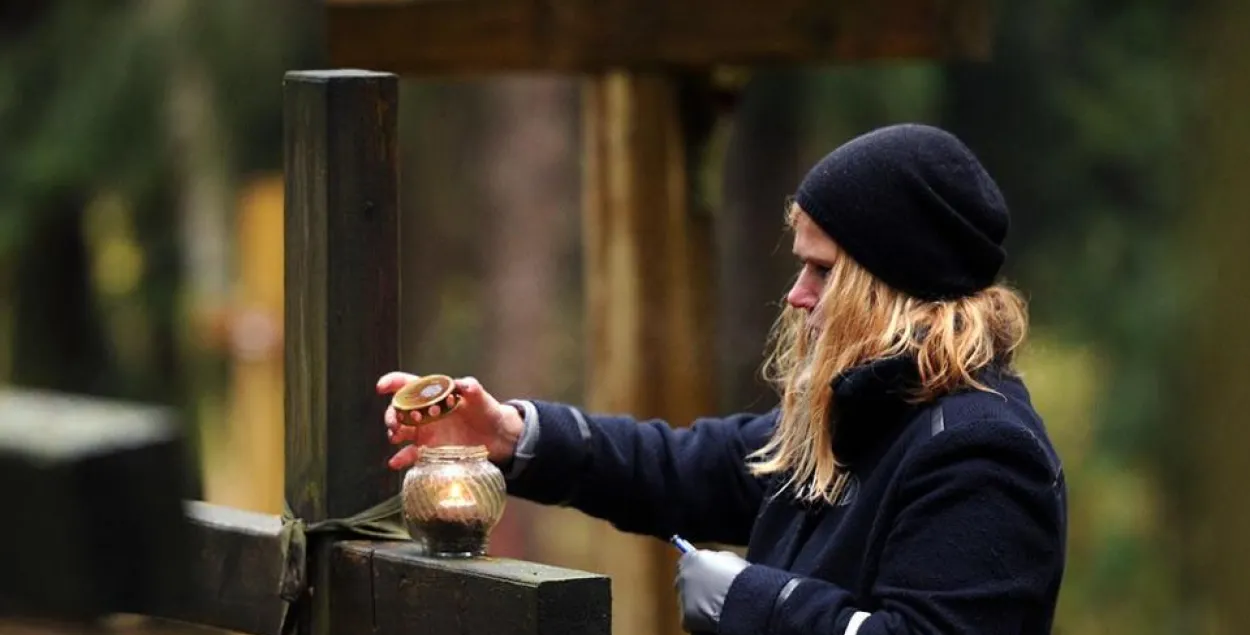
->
<box><xmin>10</xmin><ymin>195</ymin><xmax>111</xmax><ymax>395</ymax></box>
<box><xmin>716</xmin><ymin>72</ymin><xmax>808</xmax><ymax>412</ymax></box>
<box><xmin>0</xmin><ymin>1</ymin><xmax>48</xmax><ymax>39</ymax></box>
<box><xmin>397</xmin><ymin>83</ymin><xmax>451</xmax><ymax>369</ymax></box>
<box><xmin>475</xmin><ymin>76</ymin><xmax>580</xmax><ymax>559</ymax></box>
<box><xmin>398</xmin><ymin>80</ymin><xmax>487</xmax><ymax>373</ymax></box>
<box><xmin>478</xmin><ymin>76</ymin><xmax>578</xmax><ymax>399</ymax></box>
<box><xmin>157</xmin><ymin>0</ymin><xmax>234</xmax><ymax>463</ymax></box>
<box><xmin>1183</xmin><ymin>0</ymin><xmax>1250</xmax><ymax>631</ymax></box>
<box><xmin>3</xmin><ymin>3</ymin><xmax>112</xmax><ymax>396</ymax></box>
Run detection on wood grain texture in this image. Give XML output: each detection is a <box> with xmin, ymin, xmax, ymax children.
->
<box><xmin>578</xmin><ymin>71</ymin><xmax>719</xmax><ymax>635</ymax></box>
<box><xmin>283</xmin><ymin>69</ymin><xmax>401</xmax><ymax>635</ymax></box>
<box><xmin>327</xmin><ymin>0</ymin><xmax>994</xmax><ymax>75</ymax></box>
<box><xmin>331</xmin><ymin>542</ymin><xmax>611</xmax><ymax>635</ymax></box>
<box><xmin>141</xmin><ymin>503</ymin><xmax>288</xmax><ymax>635</ymax></box>
<box><xmin>283</xmin><ymin>69</ymin><xmax>401</xmax><ymax>523</ymax></box>
<box><xmin>582</xmin><ymin>72</ymin><xmax>717</xmax><ymax>432</ymax></box>
<box><xmin>0</xmin><ymin>390</ymin><xmax>190</xmax><ymax>624</ymax></box>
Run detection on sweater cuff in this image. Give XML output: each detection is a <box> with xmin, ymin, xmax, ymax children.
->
<box><xmin>502</xmin><ymin>400</ymin><xmax>593</xmax><ymax>504</ymax></box>
<box><xmin>502</xmin><ymin>399</ymin><xmax>540</xmax><ymax>479</ymax></box>
<box><xmin>719</xmin><ymin>564</ymin><xmax>796</xmax><ymax>635</ymax></box>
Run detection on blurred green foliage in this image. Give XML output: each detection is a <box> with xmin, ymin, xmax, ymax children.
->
<box><xmin>0</xmin><ymin>1</ymin><xmax>316</xmax><ymax>401</ymax></box>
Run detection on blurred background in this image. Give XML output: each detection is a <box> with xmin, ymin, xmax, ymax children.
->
<box><xmin>3</xmin><ymin>0</ymin><xmax>1250</xmax><ymax>633</ymax></box>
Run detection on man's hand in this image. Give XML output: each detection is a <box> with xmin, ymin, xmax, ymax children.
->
<box><xmin>675</xmin><ymin>549</ymin><xmax>750</xmax><ymax>633</ymax></box>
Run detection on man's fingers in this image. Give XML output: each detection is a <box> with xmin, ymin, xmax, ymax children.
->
<box><xmin>388</xmin><ymin>444</ymin><xmax>422</xmax><ymax>470</ymax></box>
<box><xmin>376</xmin><ymin>372</ymin><xmax>419</xmax><ymax>395</ymax></box>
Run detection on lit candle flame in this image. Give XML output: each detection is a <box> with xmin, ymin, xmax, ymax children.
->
<box><xmin>439</xmin><ymin>481</ymin><xmax>474</xmax><ymax>508</ymax></box>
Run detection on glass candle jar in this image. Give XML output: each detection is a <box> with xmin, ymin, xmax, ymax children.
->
<box><xmin>401</xmin><ymin>444</ymin><xmax>506</xmax><ymax>557</ymax></box>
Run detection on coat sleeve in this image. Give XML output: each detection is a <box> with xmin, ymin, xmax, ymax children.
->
<box><xmin>502</xmin><ymin>399</ymin><xmax>778</xmax><ymax>546</ymax></box>
<box><xmin>716</xmin><ymin>421</ymin><xmax>1066</xmax><ymax>635</ymax></box>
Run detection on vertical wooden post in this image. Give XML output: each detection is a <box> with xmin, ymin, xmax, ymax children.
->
<box><xmin>580</xmin><ymin>70</ymin><xmax>717</xmax><ymax>635</ymax></box>
<box><xmin>1188</xmin><ymin>1</ymin><xmax>1250</xmax><ymax>631</ymax></box>
<box><xmin>283</xmin><ymin>69</ymin><xmax>401</xmax><ymax>635</ymax></box>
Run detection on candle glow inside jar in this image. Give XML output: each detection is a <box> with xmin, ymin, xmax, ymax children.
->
<box><xmin>401</xmin><ymin>444</ymin><xmax>506</xmax><ymax>558</ymax></box>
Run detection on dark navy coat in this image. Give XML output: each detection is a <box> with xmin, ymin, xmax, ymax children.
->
<box><xmin>505</xmin><ymin>355</ymin><xmax>1067</xmax><ymax>634</ymax></box>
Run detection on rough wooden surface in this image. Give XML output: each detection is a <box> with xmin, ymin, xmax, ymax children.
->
<box><xmin>283</xmin><ymin>70</ymin><xmax>401</xmax><ymax>523</ymax></box>
<box><xmin>331</xmin><ymin>542</ymin><xmax>611</xmax><ymax>635</ymax></box>
<box><xmin>0</xmin><ymin>389</ymin><xmax>189</xmax><ymax>623</ymax></box>
<box><xmin>283</xmin><ymin>69</ymin><xmax>402</xmax><ymax>635</ymax></box>
<box><xmin>577</xmin><ymin>71</ymin><xmax>719</xmax><ymax>635</ymax></box>
<box><xmin>0</xmin><ymin>615</ymin><xmax>221</xmax><ymax>635</ymax></box>
<box><xmin>142</xmin><ymin>502</ymin><xmax>287</xmax><ymax>635</ymax></box>
<box><xmin>327</xmin><ymin>0</ymin><xmax>993</xmax><ymax>75</ymax></box>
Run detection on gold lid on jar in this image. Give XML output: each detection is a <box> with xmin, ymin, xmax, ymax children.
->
<box><xmin>391</xmin><ymin>374</ymin><xmax>461</xmax><ymax>426</ymax></box>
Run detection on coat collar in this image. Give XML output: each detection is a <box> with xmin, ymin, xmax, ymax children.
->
<box><xmin>829</xmin><ymin>354</ymin><xmax>923</xmax><ymax>464</ymax></box>
<box><xmin>832</xmin><ymin>354</ymin><xmax>921</xmax><ymax>405</ymax></box>
<box><xmin>827</xmin><ymin>355</ymin><xmax>1015</xmax><ymax>463</ymax></box>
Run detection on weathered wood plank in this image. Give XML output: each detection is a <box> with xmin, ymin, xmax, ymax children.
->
<box><xmin>283</xmin><ymin>70</ymin><xmax>401</xmax><ymax>523</ymax></box>
<box><xmin>330</xmin><ymin>542</ymin><xmax>611</xmax><ymax>635</ymax></box>
<box><xmin>576</xmin><ymin>71</ymin><xmax>720</xmax><ymax>635</ymax></box>
<box><xmin>327</xmin><ymin>0</ymin><xmax>993</xmax><ymax>75</ymax></box>
<box><xmin>0</xmin><ymin>389</ymin><xmax>190</xmax><ymax>623</ymax></box>
<box><xmin>283</xmin><ymin>69</ymin><xmax>401</xmax><ymax>635</ymax></box>
<box><xmin>142</xmin><ymin>502</ymin><xmax>288</xmax><ymax>635</ymax></box>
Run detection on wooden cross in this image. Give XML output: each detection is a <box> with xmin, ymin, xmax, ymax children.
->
<box><xmin>0</xmin><ymin>70</ymin><xmax>610</xmax><ymax>635</ymax></box>
<box><xmin>321</xmin><ymin>1</ymin><xmax>994</xmax><ymax>634</ymax></box>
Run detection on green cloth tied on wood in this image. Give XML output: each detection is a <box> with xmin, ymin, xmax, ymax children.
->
<box><xmin>277</xmin><ymin>494</ymin><xmax>409</xmax><ymax>632</ymax></box>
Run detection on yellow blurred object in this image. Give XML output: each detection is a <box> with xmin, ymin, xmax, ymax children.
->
<box><xmin>1017</xmin><ymin>334</ymin><xmax>1102</xmax><ymax>467</ymax></box>
<box><xmin>202</xmin><ymin>174</ymin><xmax>285</xmax><ymax>516</ymax></box>
<box><xmin>84</xmin><ymin>191</ymin><xmax>145</xmax><ymax>298</ymax></box>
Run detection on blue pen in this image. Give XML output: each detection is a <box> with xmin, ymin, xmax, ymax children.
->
<box><xmin>670</xmin><ymin>534</ymin><xmax>695</xmax><ymax>554</ymax></box>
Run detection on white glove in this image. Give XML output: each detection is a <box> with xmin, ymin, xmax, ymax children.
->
<box><xmin>675</xmin><ymin>549</ymin><xmax>750</xmax><ymax>633</ymax></box>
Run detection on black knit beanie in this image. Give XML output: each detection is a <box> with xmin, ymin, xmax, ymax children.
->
<box><xmin>793</xmin><ymin>123</ymin><xmax>1009</xmax><ymax>301</ymax></box>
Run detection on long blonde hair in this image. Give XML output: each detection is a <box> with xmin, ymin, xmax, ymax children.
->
<box><xmin>746</xmin><ymin>204</ymin><xmax>1030</xmax><ymax>505</ymax></box>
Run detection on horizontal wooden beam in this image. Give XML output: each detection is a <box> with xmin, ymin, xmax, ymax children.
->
<box><xmin>0</xmin><ymin>389</ymin><xmax>190</xmax><ymax>623</ymax></box>
<box><xmin>141</xmin><ymin>502</ymin><xmax>289</xmax><ymax>635</ymax></box>
<box><xmin>331</xmin><ymin>541</ymin><xmax>611</xmax><ymax>635</ymax></box>
<box><xmin>327</xmin><ymin>0</ymin><xmax>994</xmax><ymax>76</ymax></box>
<box><xmin>137</xmin><ymin>504</ymin><xmax>615</xmax><ymax>635</ymax></box>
